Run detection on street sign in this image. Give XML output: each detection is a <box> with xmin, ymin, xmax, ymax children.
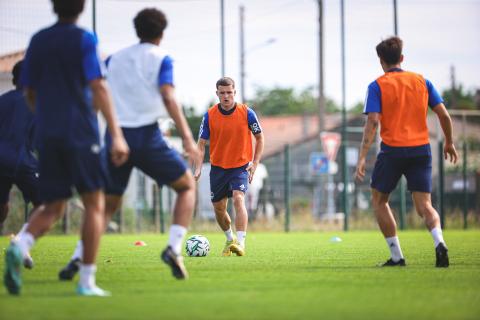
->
<box><xmin>320</xmin><ymin>132</ymin><xmax>341</xmax><ymax>161</ymax></box>
<box><xmin>310</xmin><ymin>152</ymin><xmax>329</xmax><ymax>175</ymax></box>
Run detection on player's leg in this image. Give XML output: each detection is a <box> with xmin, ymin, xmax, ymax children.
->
<box><xmin>370</xmin><ymin>153</ymin><xmax>405</xmax><ymax>266</ymax></box>
<box><xmin>13</xmin><ymin>162</ymin><xmax>42</xmax><ymax>268</ymax></box>
<box><xmin>0</xmin><ymin>177</ymin><xmax>13</xmax><ymax>233</ymax></box>
<box><xmin>405</xmin><ymin>154</ymin><xmax>448</xmax><ymax>267</ymax></box>
<box><xmin>75</xmin><ymin>189</ymin><xmax>110</xmax><ymax>296</ymax></box>
<box><xmin>136</xmin><ymin>127</ymin><xmax>194</xmax><ymax>279</ymax></box>
<box><xmin>158</xmin><ymin>172</ymin><xmax>195</xmax><ymax>279</ymax></box>
<box><xmin>4</xmin><ymin>200</ymin><xmax>67</xmax><ymax>294</ymax></box>
<box><xmin>59</xmin><ymin>145</ymin><xmax>132</xmax><ymax>281</ymax></box>
<box><xmin>231</xmin><ymin>190</ymin><xmax>247</xmax><ymax>256</ymax></box>
<box><xmin>371</xmin><ymin>189</ymin><xmax>405</xmax><ymax>266</ymax></box>
<box><xmin>212</xmin><ymin>197</ymin><xmax>235</xmax><ymax>256</ymax></box>
<box><xmin>411</xmin><ymin>192</ymin><xmax>448</xmax><ymax>267</ymax></box>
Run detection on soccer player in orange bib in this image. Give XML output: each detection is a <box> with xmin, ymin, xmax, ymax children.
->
<box><xmin>194</xmin><ymin>77</ymin><xmax>264</xmax><ymax>256</ymax></box>
<box><xmin>355</xmin><ymin>36</ymin><xmax>458</xmax><ymax>267</ymax></box>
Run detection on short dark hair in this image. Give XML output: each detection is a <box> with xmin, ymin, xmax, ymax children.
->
<box><xmin>216</xmin><ymin>77</ymin><xmax>235</xmax><ymax>89</ymax></box>
<box><xmin>12</xmin><ymin>60</ymin><xmax>23</xmax><ymax>87</ymax></box>
<box><xmin>376</xmin><ymin>36</ymin><xmax>403</xmax><ymax>65</ymax></box>
<box><xmin>51</xmin><ymin>0</ymin><xmax>85</xmax><ymax>18</ymax></box>
<box><xmin>134</xmin><ymin>8</ymin><xmax>168</xmax><ymax>41</ymax></box>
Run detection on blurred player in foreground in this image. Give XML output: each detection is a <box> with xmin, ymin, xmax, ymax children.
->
<box><xmin>0</xmin><ymin>61</ymin><xmax>41</xmax><ymax>269</ymax></box>
<box><xmin>4</xmin><ymin>0</ymin><xmax>129</xmax><ymax>296</ymax></box>
<box><xmin>194</xmin><ymin>77</ymin><xmax>264</xmax><ymax>256</ymax></box>
<box><xmin>58</xmin><ymin>8</ymin><xmax>200</xmax><ymax>280</ymax></box>
<box><xmin>355</xmin><ymin>36</ymin><xmax>458</xmax><ymax>267</ymax></box>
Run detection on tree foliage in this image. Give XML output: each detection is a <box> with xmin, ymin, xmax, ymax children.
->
<box><xmin>442</xmin><ymin>85</ymin><xmax>476</xmax><ymax>110</ymax></box>
<box><xmin>250</xmin><ymin>86</ymin><xmax>340</xmax><ymax>115</ymax></box>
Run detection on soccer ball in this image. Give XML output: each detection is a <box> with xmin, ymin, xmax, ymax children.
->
<box><xmin>185</xmin><ymin>235</ymin><xmax>210</xmax><ymax>257</ymax></box>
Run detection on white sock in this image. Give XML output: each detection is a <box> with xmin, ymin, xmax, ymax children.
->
<box><xmin>385</xmin><ymin>236</ymin><xmax>404</xmax><ymax>262</ymax></box>
<box><xmin>431</xmin><ymin>227</ymin><xmax>446</xmax><ymax>248</ymax></box>
<box><xmin>168</xmin><ymin>224</ymin><xmax>187</xmax><ymax>255</ymax></box>
<box><xmin>71</xmin><ymin>240</ymin><xmax>83</xmax><ymax>261</ymax></box>
<box><xmin>224</xmin><ymin>228</ymin><xmax>234</xmax><ymax>241</ymax></box>
<box><xmin>237</xmin><ymin>231</ymin><xmax>246</xmax><ymax>248</ymax></box>
<box><xmin>18</xmin><ymin>223</ymin><xmax>29</xmax><ymax>235</ymax></box>
<box><xmin>15</xmin><ymin>231</ymin><xmax>35</xmax><ymax>259</ymax></box>
<box><xmin>79</xmin><ymin>264</ymin><xmax>96</xmax><ymax>289</ymax></box>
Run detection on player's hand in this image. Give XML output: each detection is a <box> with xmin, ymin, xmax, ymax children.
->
<box><xmin>110</xmin><ymin>135</ymin><xmax>129</xmax><ymax>167</ymax></box>
<box><xmin>193</xmin><ymin>165</ymin><xmax>202</xmax><ymax>181</ymax></box>
<box><xmin>355</xmin><ymin>158</ymin><xmax>366</xmax><ymax>182</ymax></box>
<box><xmin>184</xmin><ymin>138</ymin><xmax>202</xmax><ymax>170</ymax></box>
<box><xmin>444</xmin><ymin>142</ymin><xmax>458</xmax><ymax>164</ymax></box>
<box><xmin>246</xmin><ymin>161</ymin><xmax>258</xmax><ymax>184</ymax></box>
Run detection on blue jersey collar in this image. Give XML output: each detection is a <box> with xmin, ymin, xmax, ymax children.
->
<box><xmin>387</xmin><ymin>67</ymin><xmax>403</xmax><ymax>73</ymax></box>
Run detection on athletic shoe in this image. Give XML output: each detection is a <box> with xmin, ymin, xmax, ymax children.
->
<box><xmin>161</xmin><ymin>246</ymin><xmax>188</xmax><ymax>280</ymax></box>
<box><xmin>230</xmin><ymin>242</ymin><xmax>245</xmax><ymax>256</ymax></box>
<box><xmin>380</xmin><ymin>258</ymin><xmax>406</xmax><ymax>267</ymax></box>
<box><xmin>435</xmin><ymin>243</ymin><xmax>449</xmax><ymax>268</ymax></box>
<box><xmin>58</xmin><ymin>258</ymin><xmax>81</xmax><ymax>281</ymax></box>
<box><xmin>222</xmin><ymin>240</ymin><xmax>234</xmax><ymax>256</ymax></box>
<box><xmin>76</xmin><ymin>285</ymin><xmax>111</xmax><ymax>297</ymax></box>
<box><xmin>23</xmin><ymin>253</ymin><xmax>34</xmax><ymax>270</ymax></box>
<box><xmin>4</xmin><ymin>243</ymin><xmax>22</xmax><ymax>295</ymax></box>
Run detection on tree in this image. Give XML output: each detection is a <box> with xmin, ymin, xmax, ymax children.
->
<box><xmin>442</xmin><ymin>85</ymin><xmax>476</xmax><ymax>110</ymax></box>
<box><xmin>250</xmin><ymin>86</ymin><xmax>340</xmax><ymax>115</ymax></box>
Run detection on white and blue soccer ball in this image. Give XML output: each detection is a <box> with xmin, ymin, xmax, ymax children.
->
<box><xmin>185</xmin><ymin>235</ymin><xmax>210</xmax><ymax>257</ymax></box>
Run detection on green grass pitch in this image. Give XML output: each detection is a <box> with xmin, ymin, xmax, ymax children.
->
<box><xmin>1</xmin><ymin>230</ymin><xmax>479</xmax><ymax>319</ymax></box>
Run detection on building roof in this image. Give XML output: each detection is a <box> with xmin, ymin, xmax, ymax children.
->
<box><xmin>0</xmin><ymin>50</ymin><xmax>25</xmax><ymax>73</ymax></box>
<box><xmin>259</xmin><ymin>113</ymin><xmax>343</xmax><ymax>158</ymax></box>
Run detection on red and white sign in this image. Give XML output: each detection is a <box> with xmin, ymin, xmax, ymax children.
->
<box><xmin>320</xmin><ymin>132</ymin><xmax>341</xmax><ymax>161</ymax></box>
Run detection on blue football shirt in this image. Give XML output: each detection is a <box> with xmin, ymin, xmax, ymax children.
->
<box><xmin>21</xmin><ymin>22</ymin><xmax>104</xmax><ymax>147</ymax></box>
<box><xmin>0</xmin><ymin>89</ymin><xmax>36</xmax><ymax>174</ymax></box>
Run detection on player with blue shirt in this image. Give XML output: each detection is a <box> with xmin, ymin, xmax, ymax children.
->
<box><xmin>4</xmin><ymin>0</ymin><xmax>129</xmax><ymax>296</ymax></box>
<box><xmin>58</xmin><ymin>8</ymin><xmax>201</xmax><ymax>280</ymax></box>
<box><xmin>0</xmin><ymin>61</ymin><xmax>41</xmax><ymax>235</ymax></box>
<box><xmin>0</xmin><ymin>61</ymin><xmax>42</xmax><ymax>270</ymax></box>
<box><xmin>194</xmin><ymin>77</ymin><xmax>264</xmax><ymax>256</ymax></box>
<box><xmin>355</xmin><ymin>36</ymin><xmax>458</xmax><ymax>267</ymax></box>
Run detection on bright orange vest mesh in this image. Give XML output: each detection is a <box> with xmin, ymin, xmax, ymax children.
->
<box><xmin>376</xmin><ymin>71</ymin><xmax>430</xmax><ymax>147</ymax></box>
<box><xmin>208</xmin><ymin>103</ymin><xmax>253</xmax><ymax>169</ymax></box>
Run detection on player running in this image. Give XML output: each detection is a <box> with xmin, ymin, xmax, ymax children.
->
<box><xmin>355</xmin><ymin>36</ymin><xmax>458</xmax><ymax>267</ymax></box>
<box><xmin>4</xmin><ymin>0</ymin><xmax>129</xmax><ymax>296</ymax></box>
<box><xmin>194</xmin><ymin>77</ymin><xmax>264</xmax><ymax>256</ymax></box>
<box><xmin>0</xmin><ymin>60</ymin><xmax>41</xmax><ymax>269</ymax></box>
<box><xmin>58</xmin><ymin>8</ymin><xmax>201</xmax><ymax>280</ymax></box>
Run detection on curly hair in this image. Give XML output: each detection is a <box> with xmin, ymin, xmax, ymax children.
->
<box><xmin>134</xmin><ymin>8</ymin><xmax>168</xmax><ymax>41</ymax></box>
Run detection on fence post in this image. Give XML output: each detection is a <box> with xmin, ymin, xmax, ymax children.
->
<box><xmin>399</xmin><ymin>177</ymin><xmax>406</xmax><ymax>230</ymax></box>
<box><xmin>284</xmin><ymin>144</ymin><xmax>291</xmax><ymax>232</ymax></box>
<box><xmin>159</xmin><ymin>186</ymin><xmax>165</xmax><ymax>234</ymax></box>
<box><xmin>438</xmin><ymin>140</ymin><xmax>445</xmax><ymax>228</ymax></box>
<box><xmin>463</xmin><ymin>141</ymin><xmax>468</xmax><ymax>229</ymax></box>
<box><xmin>24</xmin><ymin>201</ymin><xmax>29</xmax><ymax>223</ymax></box>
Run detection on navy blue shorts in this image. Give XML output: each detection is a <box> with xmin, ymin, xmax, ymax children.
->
<box><xmin>210</xmin><ymin>163</ymin><xmax>249</xmax><ymax>202</ymax></box>
<box><xmin>38</xmin><ymin>141</ymin><xmax>107</xmax><ymax>202</ymax></box>
<box><xmin>371</xmin><ymin>143</ymin><xmax>432</xmax><ymax>194</ymax></box>
<box><xmin>0</xmin><ymin>158</ymin><xmax>40</xmax><ymax>205</ymax></box>
<box><xmin>105</xmin><ymin>124</ymin><xmax>187</xmax><ymax>195</ymax></box>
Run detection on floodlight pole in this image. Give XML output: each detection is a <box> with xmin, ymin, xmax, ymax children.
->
<box><xmin>393</xmin><ymin>0</ymin><xmax>398</xmax><ymax>35</ymax></box>
<box><xmin>317</xmin><ymin>0</ymin><xmax>326</xmax><ymax>133</ymax></box>
<box><xmin>340</xmin><ymin>0</ymin><xmax>349</xmax><ymax>231</ymax></box>
<box><xmin>92</xmin><ymin>0</ymin><xmax>97</xmax><ymax>35</ymax></box>
<box><xmin>220</xmin><ymin>0</ymin><xmax>226</xmax><ymax>77</ymax></box>
<box><xmin>240</xmin><ymin>5</ymin><xmax>246</xmax><ymax>102</ymax></box>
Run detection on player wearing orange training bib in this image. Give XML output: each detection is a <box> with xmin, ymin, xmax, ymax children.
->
<box><xmin>355</xmin><ymin>36</ymin><xmax>458</xmax><ymax>268</ymax></box>
<box><xmin>194</xmin><ymin>77</ymin><xmax>264</xmax><ymax>256</ymax></box>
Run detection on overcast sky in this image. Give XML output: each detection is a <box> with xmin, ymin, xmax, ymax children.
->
<box><xmin>1</xmin><ymin>0</ymin><xmax>479</xmax><ymax>113</ymax></box>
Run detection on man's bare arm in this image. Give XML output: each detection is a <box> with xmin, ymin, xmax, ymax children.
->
<box><xmin>355</xmin><ymin>112</ymin><xmax>380</xmax><ymax>182</ymax></box>
<box><xmin>432</xmin><ymin>103</ymin><xmax>458</xmax><ymax>163</ymax></box>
